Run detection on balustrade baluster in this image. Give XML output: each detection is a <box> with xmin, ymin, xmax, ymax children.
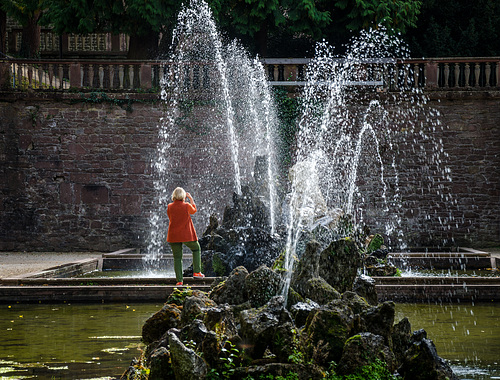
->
<box><xmin>88</xmin><ymin>64</ymin><xmax>94</xmax><ymax>88</ymax></box>
<box><xmin>47</xmin><ymin>64</ymin><xmax>54</xmax><ymax>88</ymax></box>
<box><xmin>444</xmin><ymin>63</ymin><xmax>450</xmax><ymax>88</ymax></box>
<box><xmin>119</xmin><ymin>65</ymin><xmax>124</xmax><ymax>89</ymax></box>
<box><xmin>474</xmin><ymin>63</ymin><xmax>480</xmax><ymax>87</ymax></box>
<box><xmin>267</xmin><ymin>65</ymin><xmax>275</xmax><ymax>81</ymax></box>
<box><xmin>58</xmin><ymin>64</ymin><xmax>64</xmax><ymax>89</ymax></box>
<box><xmin>80</xmin><ymin>66</ymin><xmax>84</xmax><ymax>87</ymax></box>
<box><xmin>278</xmin><ymin>65</ymin><xmax>285</xmax><ymax>81</ymax></box>
<box><xmin>421</xmin><ymin>64</ymin><xmax>426</xmax><ymax>87</ymax></box>
<box><xmin>496</xmin><ymin>61</ymin><xmax>500</xmax><ymax>87</ymax></box>
<box><xmin>110</xmin><ymin>65</ymin><xmax>115</xmax><ymax>89</ymax></box>
<box><xmin>413</xmin><ymin>64</ymin><xmax>419</xmax><ymax>88</ymax></box>
<box><xmin>99</xmin><ymin>65</ymin><xmax>104</xmax><ymax>88</ymax></box>
<box><xmin>129</xmin><ymin>65</ymin><xmax>135</xmax><ymax>89</ymax></box>
<box><xmin>27</xmin><ymin>65</ymin><xmax>33</xmax><ymax>88</ymax></box>
<box><xmin>15</xmin><ymin>64</ymin><xmax>22</xmax><ymax>89</ymax></box>
<box><xmin>485</xmin><ymin>62</ymin><xmax>491</xmax><ymax>87</ymax></box>
<box><xmin>465</xmin><ymin>63</ymin><xmax>470</xmax><ymax>87</ymax></box>
<box><xmin>38</xmin><ymin>66</ymin><xmax>43</xmax><ymax>89</ymax></box>
<box><xmin>297</xmin><ymin>64</ymin><xmax>304</xmax><ymax>81</ymax></box>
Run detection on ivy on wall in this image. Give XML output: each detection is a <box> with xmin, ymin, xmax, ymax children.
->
<box><xmin>69</xmin><ymin>91</ymin><xmax>160</xmax><ymax>112</ymax></box>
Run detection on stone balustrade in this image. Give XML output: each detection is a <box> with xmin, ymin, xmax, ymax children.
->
<box><xmin>7</xmin><ymin>29</ymin><xmax>128</xmax><ymax>56</ymax></box>
<box><xmin>1</xmin><ymin>58</ymin><xmax>499</xmax><ymax>92</ymax></box>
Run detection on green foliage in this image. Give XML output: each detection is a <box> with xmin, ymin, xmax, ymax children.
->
<box><xmin>166</xmin><ymin>285</ymin><xmax>194</xmax><ymax>306</ymax></box>
<box><xmin>1</xmin><ymin>0</ymin><xmax>43</xmax><ymax>25</ymax></box>
<box><xmin>287</xmin><ymin>328</ymin><xmax>306</xmax><ymax>364</ymax></box>
<box><xmin>405</xmin><ymin>0</ymin><xmax>500</xmax><ymax>57</ymax></box>
<box><xmin>242</xmin><ymin>373</ymin><xmax>300</xmax><ymax>380</ymax></box>
<box><xmin>212</xmin><ymin>253</ymin><xmax>226</xmax><ymax>277</ymax></box>
<box><xmin>334</xmin><ymin>0</ymin><xmax>421</xmax><ymax>33</ymax></box>
<box><xmin>211</xmin><ymin>0</ymin><xmax>330</xmax><ymax>55</ymax></box>
<box><xmin>366</xmin><ymin>234</ymin><xmax>384</xmax><ymax>253</ymax></box>
<box><xmin>69</xmin><ymin>91</ymin><xmax>159</xmax><ymax>112</ymax></box>
<box><xmin>40</xmin><ymin>0</ymin><xmax>184</xmax><ymax>36</ymax></box>
<box><xmin>207</xmin><ymin>341</ymin><xmax>242</xmax><ymax>379</ymax></box>
<box><xmin>271</xmin><ymin>87</ymin><xmax>299</xmax><ymax>174</ymax></box>
<box><xmin>325</xmin><ymin>359</ymin><xmax>397</xmax><ymax>380</ymax></box>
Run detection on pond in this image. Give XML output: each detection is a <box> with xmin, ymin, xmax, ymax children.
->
<box><xmin>0</xmin><ymin>302</ymin><xmax>161</xmax><ymax>380</ymax></box>
<box><xmin>0</xmin><ymin>302</ymin><xmax>498</xmax><ymax>379</ymax></box>
<box><xmin>396</xmin><ymin>302</ymin><xmax>500</xmax><ymax>380</ymax></box>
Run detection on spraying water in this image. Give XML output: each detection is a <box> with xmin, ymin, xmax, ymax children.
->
<box><xmin>145</xmin><ymin>0</ymin><xmax>279</xmax><ymax>263</ymax></box>
<box><xmin>281</xmin><ymin>29</ymin><xmax>453</xmax><ymax>300</ymax></box>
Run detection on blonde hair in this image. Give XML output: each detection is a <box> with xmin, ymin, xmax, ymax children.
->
<box><xmin>171</xmin><ymin>187</ymin><xmax>186</xmax><ymax>201</ymax></box>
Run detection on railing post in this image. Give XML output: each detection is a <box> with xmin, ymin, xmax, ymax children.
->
<box><xmin>485</xmin><ymin>62</ymin><xmax>491</xmax><ymax>87</ymax></box>
<box><xmin>110</xmin><ymin>65</ymin><xmax>116</xmax><ymax>89</ymax></box>
<box><xmin>0</xmin><ymin>62</ymin><xmax>11</xmax><ymax>89</ymax></box>
<box><xmin>58</xmin><ymin>64</ymin><xmax>64</xmax><ymax>89</ymax></box>
<box><xmin>111</xmin><ymin>34</ymin><xmax>121</xmax><ymax>52</ymax></box>
<box><xmin>496</xmin><ymin>60</ymin><xmax>500</xmax><ymax>87</ymax></box>
<box><xmin>474</xmin><ymin>63</ymin><xmax>480</xmax><ymax>87</ymax></box>
<box><xmin>129</xmin><ymin>65</ymin><xmax>135</xmax><ymax>89</ymax></box>
<box><xmin>88</xmin><ymin>64</ymin><xmax>94</xmax><ymax>88</ymax></box>
<box><xmin>425</xmin><ymin>61</ymin><xmax>438</xmax><ymax>89</ymax></box>
<box><xmin>61</xmin><ymin>33</ymin><xmax>69</xmax><ymax>55</ymax></box>
<box><xmin>119</xmin><ymin>65</ymin><xmax>124</xmax><ymax>89</ymax></box>
<box><xmin>99</xmin><ymin>64</ymin><xmax>104</xmax><ymax>88</ymax></box>
<box><xmin>69</xmin><ymin>63</ymin><xmax>81</xmax><ymax>88</ymax></box>
<box><xmin>140</xmin><ymin>63</ymin><xmax>152</xmax><ymax>89</ymax></box>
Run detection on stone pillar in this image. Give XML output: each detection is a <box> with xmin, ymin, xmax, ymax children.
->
<box><xmin>0</xmin><ymin>61</ymin><xmax>10</xmax><ymax>89</ymax></box>
<box><xmin>111</xmin><ymin>34</ymin><xmax>121</xmax><ymax>52</ymax></box>
<box><xmin>425</xmin><ymin>61</ymin><xmax>438</xmax><ymax>89</ymax></box>
<box><xmin>61</xmin><ymin>33</ymin><xmax>69</xmax><ymax>54</ymax></box>
<box><xmin>69</xmin><ymin>63</ymin><xmax>81</xmax><ymax>88</ymax></box>
<box><xmin>140</xmin><ymin>63</ymin><xmax>152</xmax><ymax>89</ymax></box>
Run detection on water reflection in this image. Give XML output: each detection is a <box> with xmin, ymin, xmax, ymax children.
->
<box><xmin>0</xmin><ymin>303</ymin><xmax>161</xmax><ymax>379</ymax></box>
<box><xmin>396</xmin><ymin>302</ymin><xmax>500</xmax><ymax>380</ymax></box>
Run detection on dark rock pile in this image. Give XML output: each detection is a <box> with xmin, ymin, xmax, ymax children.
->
<box><xmin>122</xmin><ymin>237</ymin><xmax>457</xmax><ymax>380</ymax></box>
<box><xmin>184</xmin><ymin>185</ymin><xmax>284</xmax><ymax>278</ymax></box>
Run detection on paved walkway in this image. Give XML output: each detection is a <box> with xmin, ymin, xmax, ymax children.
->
<box><xmin>0</xmin><ymin>251</ymin><xmax>103</xmax><ymax>278</ymax></box>
<box><xmin>0</xmin><ymin>248</ymin><xmax>498</xmax><ymax>279</ymax></box>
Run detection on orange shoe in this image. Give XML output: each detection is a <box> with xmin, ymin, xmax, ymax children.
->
<box><xmin>193</xmin><ymin>272</ymin><xmax>205</xmax><ymax>278</ymax></box>
<box><xmin>176</xmin><ymin>282</ymin><xmax>183</xmax><ymax>286</ymax></box>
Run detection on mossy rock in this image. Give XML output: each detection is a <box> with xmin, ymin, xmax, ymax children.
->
<box><xmin>367</xmin><ymin>234</ymin><xmax>384</xmax><ymax>253</ymax></box>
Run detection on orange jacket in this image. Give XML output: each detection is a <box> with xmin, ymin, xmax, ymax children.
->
<box><xmin>166</xmin><ymin>200</ymin><xmax>198</xmax><ymax>243</ymax></box>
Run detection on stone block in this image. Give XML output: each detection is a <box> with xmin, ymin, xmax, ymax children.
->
<box><xmin>81</xmin><ymin>185</ymin><xmax>110</xmax><ymax>204</ymax></box>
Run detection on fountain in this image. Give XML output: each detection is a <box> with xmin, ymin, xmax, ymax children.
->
<box><xmin>280</xmin><ymin>28</ymin><xmax>456</xmax><ymax>300</ymax></box>
<box><xmin>145</xmin><ymin>0</ymin><xmax>279</xmax><ymax>266</ymax></box>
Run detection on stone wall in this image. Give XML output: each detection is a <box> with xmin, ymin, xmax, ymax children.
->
<box><xmin>0</xmin><ymin>90</ymin><xmax>499</xmax><ymax>251</ymax></box>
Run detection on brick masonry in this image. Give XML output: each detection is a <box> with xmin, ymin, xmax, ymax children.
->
<box><xmin>0</xmin><ymin>90</ymin><xmax>499</xmax><ymax>251</ymax></box>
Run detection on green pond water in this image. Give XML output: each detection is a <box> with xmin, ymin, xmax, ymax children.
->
<box><xmin>0</xmin><ymin>302</ymin><xmax>161</xmax><ymax>380</ymax></box>
<box><xmin>0</xmin><ymin>302</ymin><xmax>498</xmax><ymax>379</ymax></box>
<box><xmin>396</xmin><ymin>302</ymin><xmax>500</xmax><ymax>380</ymax></box>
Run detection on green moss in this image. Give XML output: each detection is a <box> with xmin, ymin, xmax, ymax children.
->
<box><xmin>212</xmin><ymin>253</ymin><xmax>226</xmax><ymax>276</ymax></box>
<box><xmin>166</xmin><ymin>286</ymin><xmax>193</xmax><ymax>306</ymax></box>
<box><xmin>367</xmin><ymin>234</ymin><xmax>384</xmax><ymax>253</ymax></box>
<box><xmin>326</xmin><ymin>358</ymin><xmax>397</xmax><ymax>380</ymax></box>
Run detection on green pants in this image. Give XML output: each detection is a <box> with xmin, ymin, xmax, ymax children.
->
<box><xmin>169</xmin><ymin>241</ymin><xmax>201</xmax><ymax>282</ymax></box>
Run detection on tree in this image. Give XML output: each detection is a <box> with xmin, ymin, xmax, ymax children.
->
<box><xmin>41</xmin><ymin>0</ymin><xmax>186</xmax><ymax>59</ymax></box>
<box><xmin>0</xmin><ymin>9</ymin><xmax>6</xmax><ymax>55</ymax></box>
<box><xmin>405</xmin><ymin>0</ymin><xmax>500</xmax><ymax>57</ymax></box>
<box><xmin>2</xmin><ymin>0</ymin><xmax>45</xmax><ymax>58</ymax></box>
<box><xmin>210</xmin><ymin>0</ymin><xmax>331</xmax><ymax>57</ymax></box>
